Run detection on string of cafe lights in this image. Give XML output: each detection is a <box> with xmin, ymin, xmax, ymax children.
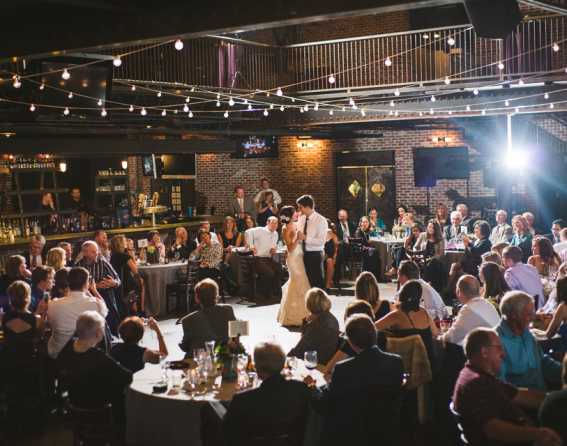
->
<box><xmin>2</xmin><ymin>27</ymin><xmax>567</xmax><ymax>119</ymax></box>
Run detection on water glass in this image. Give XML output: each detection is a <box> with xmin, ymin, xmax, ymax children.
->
<box><xmin>247</xmin><ymin>372</ymin><xmax>258</xmax><ymax>388</ymax></box>
<box><xmin>205</xmin><ymin>341</ymin><xmax>216</xmax><ymax>357</ymax></box>
<box><xmin>236</xmin><ymin>354</ymin><xmax>248</xmax><ymax>372</ymax></box>
<box><xmin>212</xmin><ymin>373</ymin><xmax>223</xmax><ymax>391</ymax></box>
<box><xmin>170</xmin><ymin>370</ymin><xmax>183</xmax><ymax>389</ymax></box>
<box><xmin>304</xmin><ymin>351</ymin><xmax>318</xmax><ymax>370</ymax></box>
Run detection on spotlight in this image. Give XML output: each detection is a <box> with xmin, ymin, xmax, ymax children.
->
<box><xmin>174</xmin><ymin>39</ymin><xmax>184</xmax><ymax>51</ymax></box>
<box><xmin>113</xmin><ymin>56</ymin><xmax>122</xmax><ymax>67</ymax></box>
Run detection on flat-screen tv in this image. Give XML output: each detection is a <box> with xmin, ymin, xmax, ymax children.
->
<box><xmin>232</xmin><ymin>136</ymin><xmax>278</xmax><ymax>159</ymax></box>
<box><xmin>413</xmin><ymin>146</ymin><xmax>469</xmax><ymax>186</ymax></box>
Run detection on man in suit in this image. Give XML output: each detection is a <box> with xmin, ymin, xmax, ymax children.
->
<box><xmin>179</xmin><ymin>278</ymin><xmax>235</xmax><ymax>354</ymax></box>
<box><xmin>490</xmin><ymin>209</ymin><xmax>513</xmax><ymax>245</ymax></box>
<box><xmin>546</xmin><ymin>219</ymin><xmax>566</xmax><ymax>245</ymax></box>
<box><xmin>222</xmin><ymin>342</ymin><xmax>311</xmax><ymax>446</ymax></box>
<box><xmin>444</xmin><ymin>210</ymin><xmax>465</xmax><ymax>243</ymax></box>
<box><xmin>335</xmin><ymin>209</ymin><xmax>356</xmax><ymax>285</ymax></box>
<box><xmin>228</xmin><ymin>186</ymin><xmax>257</xmax><ymax>231</ymax></box>
<box><xmin>21</xmin><ymin>234</ymin><xmax>46</xmax><ymax>270</ymax></box>
<box><xmin>308</xmin><ymin>314</ymin><xmax>404</xmax><ymax>446</ymax></box>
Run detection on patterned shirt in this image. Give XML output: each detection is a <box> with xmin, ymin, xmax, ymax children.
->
<box><xmin>191</xmin><ymin>243</ymin><xmax>223</xmax><ymax>269</ymax></box>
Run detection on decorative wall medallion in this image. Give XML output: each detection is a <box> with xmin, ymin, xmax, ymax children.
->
<box><xmin>348</xmin><ymin>179</ymin><xmax>361</xmax><ymax>197</ymax></box>
<box><xmin>371</xmin><ymin>182</ymin><xmax>386</xmax><ymax>197</ymax></box>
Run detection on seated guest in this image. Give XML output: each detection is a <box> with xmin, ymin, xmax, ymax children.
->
<box><xmin>253</xmin><ymin>177</ymin><xmax>282</xmax><ymax>207</ymax></box>
<box><xmin>193</xmin><ymin>221</ymin><xmax>220</xmax><ymax>246</ymax></box>
<box><xmin>481</xmin><ymin>251</ymin><xmax>501</xmax><ymax>265</ymax></box>
<box><xmin>510</xmin><ymin>214</ymin><xmax>533</xmax><ymax>262</ymax></box>
<box><xmin>111</xmin><ymin>316</ymin><xmax>168</xmax><ymax>373</ymax></box>
<box><xmin>523</xmin><ymin>211</ymin><xmax>537</xmax><ymax>236</ymax></box>
<box><xmin>479</xmin><ymin>261</ymin><xmax>510</xmax><ymax>311</ymax></box>
<box><xmin>57</xmin><ymin>241</ymin><xmax>74</xmax><ymax>266</ymax></box>
<box><xmin>2</xmin><ymin>281</ymin><xmax>45</xmax><ymax>365</ymax></box>
<box><xmin>110</xmin><ymin>235</ymin><xmax>144</xmax><ymax>316</ymax></box>
<box><xmin>57</xmin><ymin>311</ymin><xmax>132</xmax><ymax>421</ymax></box>
<box><xmin>396</xmin><ymin>260</ymin><xmax>448</xmax><ymax>319</ymax></box>
<box><xmin>22</xmin><ymin>234</ymin><xmax>46</xmax><ymax>270</ymax></box>
<box><xmin>324</xmin><ymin>222</ymin><xmax>339</xmax><ymax>289</ymax></box>
<box><xmin>548</xmin><ymin>219</ymin><xmax>566</xmax><ymax>245</ymax></box>
<box><xmin>394</xmin><ymin>204</ymin><xmax>408</xmax><ymax>227</ymax></box>
<box><xmin>414</xmin><ymin>219</ymin><xmax>445</xmax><ymax>258</ymax></box>
<box><xmin>125</xmin><ymin>238</ymin><xmax>137</xmax><ymax>260</ymax></box>
<box><xmin>47</xmin><ymin>247</ymin><xmax>67</xmax><ymax>272</ymax></box>
<box><xmin>47</xmin><ymin>267</ymin><xmax>108</xmax><ymax>358</ymax></box>
<box><xmin>311</xmin><ymin>314</ymin><xmax>403</xmax><ymax>446</ymax></box>
<box><xmin>168</xmin><ymin>227</ymin><xmax>195</xmax><ymax>260</ymax></box>
<box><xmin>30</xmin><ymin>265</ymin><xmax>54</xmax><ymax>312</ymax></box>
<box><xmin>244</xmin><ymin>217</ymin><xmax>282</xmax><ymax>301</ymax></box>
<box><xmin>502</xmin><ymin>246</ymin><xmax>545</xmax><ymax>310</ymax></box>
<box><xmin>444</xmin><ymin>210</ymin><xmax>465</xmax><ymax>244</ymax></box>
<box><xmin>453</xmin><ymin>327</ymin><xmax>561</xmax><ymax>446</ymax></box>
<box><xmin>190</xmin><ymin>229</ymin><xmax>224</xmax><ymax>282</ymax></box>
<box><xmin>492</xmin><ymin>241</ymin><xmax>510</xmax><ymax>258</ymax></box>
<box><xmin>179</xmin><ymin>279</ymin><xmax>236</xmax><ymax>354</ymax></box>
<box><xmin>386</xmin><ymin>222</ymin><xmax>421</xmax><ymax>278</ymax></box>
<box><xmin>217</xmin><ymin>216</ymin><xmax>242</xmax><ymax>256</ymax></box>
<box><xmin>554</xmin><ymin>228</ymin><xmax>567</xmax><ymax>261</ymax></box>
<box><xmin>461</xmin><ymin>220</ymin><xmax>492</xmax><ymax>275</ymax></box>
<box><xmin>368</xmin><ymin>207</ymin><xmax>386</xmax><ymax>235</ymax></box>
<box><xmin>355</xmin><ymin>216</ymin><xmax>381</xmax><ymax>279</ymax></box>
<box><xmin>497</xmin><ymin>291</ymin><xmax>561</xmax><ymax>390</ymax></box>
<box><xmin>442</xmin><ymin>275</ymin><xmax>500</xmax><ymax>347</ymax></box>
<box><xmin>243</xmin><ymin>213</ymin><xmax>256</xmax><ymax>231</ymax></box>
<box><xmin>354</xmin><ymin>271</ymin><xmax>391</xmax><ymax>320</ymax></box>
<box><xmin>434</xmin><ymin>203</ymin><xmax>449</xmax><ymax>228</ymax></box>
<box><xmin>51</xmin><ymin>267</ymin><xmax>70</xmax><ymax>299</ymax></box>
<box><xmin>146</xmin><ymin>230</ymin><xmax>166</xmax><ymax>262</ymax></box>
<box><xmin>0</xmin><ymin>255</ymin><xmax>30</xmax><ymax>311</ymax></box>
<box><xmin>229</xmin><ymin>186</ymin><xmax>257</xmax><ymax>231</ymax></box>
<box><xmin>490</xmin><ymin>209</ymin><xmax>513</xmax><ymax>245</ymax></box>
<box><xmin>457</xmin><ymin>203</ymin><xmax>474</xmax><ymax>232</ymax></box>
<box><xmin>376</xmin><ymin>280</ymin><xmax>439</xmax><ymax>364</ymax></box>
<box><xmin>529</xmin><ymin>236</ymin><xmax>561</xmax><ymax>282</ymax></box>
<box><xmin>538</xmin><ymin>276</ymin><xmax>567</xmax><ymax>349</ymax></box>
<box><xmin>539</xmin><ymin>355</ymin><xmax>567</xmax><ymax>445</ymax></box>
<box><xmin>94</xmin><ymin>229</ymin><xmax>110</xmax><ymax>261</ymax></box>
<box><xmin>288</xmin><ymin>288</ymin><xmax>339</xmax><ymax>365</ymax></box>
<box><xmin>222</xmin><ymin>342</ymin><xmax>310</xmax><ymax>446</ymax></box>
<box><xmin>256</xmin><ymin>190</ymin><xmax>278</xmax><ymax>227</ymax></box>
<box><xmin>76</xmin><ymin>241</ymin><xmax>121</xmax><ymax>335</ymax></box>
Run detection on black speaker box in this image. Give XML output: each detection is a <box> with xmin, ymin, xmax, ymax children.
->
<box><xmin>463</xmin><ymin>0</ymin><xmax>522</xmax><ymax>39</ymax></box>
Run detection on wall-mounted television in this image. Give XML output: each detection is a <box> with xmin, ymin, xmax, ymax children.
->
<box><xmin>413</xmin><ymin>146</ymin><xmax>469</xmax><ymax>187</ymax></box>
<box><xmin>231</xmin><ymin>136</ymin><xmax>278</xmax><ymax>159</ymax></box>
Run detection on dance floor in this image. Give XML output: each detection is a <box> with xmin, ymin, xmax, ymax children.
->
<box><xmin>152</xmin><ymin>282</ymin><xmax>399</xmax><ymax>360</ymax></box>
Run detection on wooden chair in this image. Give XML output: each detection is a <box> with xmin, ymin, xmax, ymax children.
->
<box><xmin>346</xmin><ymin>237</ymin><xmax>364</xmax><ymax>279</ymax></box>
<box><xmin>67</xmin><ymin>402</ymin><xmax>114</xmax><ymax>446</ymax></box>
<box><xmin>167</xmin><ymin>261</ymin><xmax>200</xmax><ymax>314</ymax></box>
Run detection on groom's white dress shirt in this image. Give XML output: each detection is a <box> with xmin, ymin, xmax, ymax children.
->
<box><xmin>298</xmin><ymin>211</ymin><xmax>328</xmax><ymax>252</ymax></box>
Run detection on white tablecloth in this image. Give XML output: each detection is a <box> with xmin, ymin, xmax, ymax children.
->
<box><xmin>138</xmin><ymin>262</ymin><xmax>186</xmax><ymax>318</ymax></box>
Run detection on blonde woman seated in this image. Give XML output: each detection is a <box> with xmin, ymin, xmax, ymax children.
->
<box><xmin>47</xmin><ymin>247</ymin><xmax>67</xmax><ymax>272</ymax></box>
<box><xmin>354</xmin><ymin>271</ymin><xmax>391</xmax><ymax>321</ymax></box>
<box><xmin>375</xmin><ymin>280</ymin><xmax>439</xmax><ymax>365</ymax></box>
<box><xmin>288</xmin><ymin>288</ymin><xmax>339</xmax><ymax>365</ymax></box>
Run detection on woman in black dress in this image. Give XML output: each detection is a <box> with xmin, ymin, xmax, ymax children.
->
<box><xmin>110</xmin><ymin>235</ymin><xmax>145</xmax><ymax>316</ymax></box>
<box><xmin>324</xmin><ymin>222</ymin><xmax>339</xmax><ymax>289</ymax></box>
<box><xmin>355</xmin><ymin>216</ymin><xmax>381</xmax><ymax>280</ymax></box>
<box><xmin>256</xmin><ymin>191</ymin><xmax>278</xmax><ymax>227</ymax></box>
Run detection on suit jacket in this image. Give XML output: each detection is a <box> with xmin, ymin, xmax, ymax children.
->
<box><xmin>490</xmin><ymin>223</ymin><xmax>513</xmax><ymax>245</ymax></box>
<box><xmin>223</xmin><ymin>374</ymin><xmax>310</xmax><ymax>446</ymax></box>
<box><xmin>313</xmin><ymin>346</ymin><xmax>404</xmax><ymax>446</ymax></box>
<box><xmin>288</xmin><ymin>310</ymin><xmax>339</xmax><ymax>364</ymax></box>
<box><xmin>227</xmin><ymin>197</ymin><xmax>256</xmax><ymax>219</ymax></box>
<box><xmin>443</xmin><ymin>225</ymin><xmax>463</xmax><ymax>242</ymax></box>
<box><xmin>336</xmin><ymin>220</ymin><xmax>356</xmax><ymax>241</ymax></box>
<box><xmin>179</xmin><ymin>304</ymin><xmax>236</xmax><ymax>353</ymax></box>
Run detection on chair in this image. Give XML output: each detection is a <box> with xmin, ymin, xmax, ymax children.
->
<box><xmin>67</xmin><ymin>402</ymin><xmax>114</xmax><ymax>446</ymax></box>
<box><xmin>167</xmin><ymin>261</ymin><xmax>200</xmax><ymax>314</ymax></box>
<box><xmin>449</xmin><ymin>401</ymin><xmax>470</xmax><ymax>446</ymax></box>
<box><xmin>346</xmin><ymin>237</ymin><xmax>364</xmax><ymax>279</ymax></box>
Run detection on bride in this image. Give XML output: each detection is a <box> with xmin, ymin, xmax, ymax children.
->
<box><xmin>277</xmin><ymin>206</ymin><xmax>311</xmax><ymax>326</ymax></box>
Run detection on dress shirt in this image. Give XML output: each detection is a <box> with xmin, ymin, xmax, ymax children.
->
<box><xmin>504</xmin><ymin>263</ymin><xmax>545</xmax><ymax>309</ymax></box>
<box><xmin>47</xmin><ymin>290</ymin><xmax>108</xmax><ymax>358</ymax></box>
<box><xmin>394</xmin><ymin>279</ymin><xmax>448</xmax><ymax>319</ymax></box>
<box><xmin>237</xmin><ymin>197</ymin><xmax>244</xmax><ymax>212</ymax></box>
<box><xmin>253</xmin><ymin>188</ymin><xmax>282</xmax><ymax>206</ymax></box>
<box><xmin>444</xmin><ymin>297</ymin><xmax>501</xmax><ymax>346</ymax></box>
<box><xmin>553</xmin><ymin>240</ymin><xmax>567</xmax><ymax>256</ymax></box>
<box><xmin>339</xmin><ymin>221</ymin><xmax>350</xmax><ymax>241</ymax></box>
<box><xmin>75</xmin><ymin>255</ymin><xmax>121</xmax><ymax>287</ymax></box>
<box><xmin>244</xmin><ymin>226</ymin><xmax>278</xmax><ymax>257</ymax></box>
<box><xmin>490</xmin><ymin>223</ymin><xmax>513</xmax><ymax>245</ymax></box>
<box><xmin>191</xmin><ymin>243</ymin><xmax>223</xmax><ymax>268</ymax></box>
<box><xmin>297</xmin><ymin>211</ymin><xmax>328</xmax><ymax>252</ymax></box>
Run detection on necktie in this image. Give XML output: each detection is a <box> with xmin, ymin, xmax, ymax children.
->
<box><xmin>303</xmin><ymin>216</ymin><xmax>309</xmax><ymax>252</ymax></box>
<box><xmin>342</xmin><ymin>223</ymin><xmax>348</xmax><ymax>241</ymax></box>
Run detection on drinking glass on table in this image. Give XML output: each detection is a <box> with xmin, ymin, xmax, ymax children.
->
<box><xmin>205</xmin><ymin>340</ymin><xmax>216</xmax><ymax>358</ymax></box>
<box><xmin>304</xmin><ymin>351</ymin><xmax>318</xmax><ymax>370</ymax></box>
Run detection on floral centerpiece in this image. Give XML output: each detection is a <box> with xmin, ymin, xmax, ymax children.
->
<box><xmin>214</xmin><ymin>339</ymin><xmax>246</xmax><ymax>381</ymax></box>
<box><xmin>146</xmin><ymin>246</ymin><xmax>159</xmax><ymax>264</ymax></box>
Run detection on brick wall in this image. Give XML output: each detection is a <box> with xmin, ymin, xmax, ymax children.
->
<box><xmin>195</xmin><ymin>125</ymin><xmax>494</xmax><ymax>222</ymax></box>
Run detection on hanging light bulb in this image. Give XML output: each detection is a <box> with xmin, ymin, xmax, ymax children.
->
<box><xmin>280</xmin><ymin>105</ymin><xmax>285</xmax><ymax>112</ymax></box>
<box><xmin>183</xmin><ymin>104</ymin><xmax>189</xmax><ymax>113</ymax></box>
<box><xmin>389</xmin><ymin>110</ymin><xmax>394</xmax><ymax>116</ymax></box>
<box><xmin>550</xmin><ymin>103</ymin><xmax>555</xmax><ymax>109</ymax></box>
<box><xmin>553</xmin><ymin>42</ymin><xmax>560</xmax><ymax>52</ymax></box>
<box><xmin>131</xmin><ymin>85</ymin><xmax>136</xmax><ymax>91</ymax></box>
<box><xmin>63</xmin><ymin>107</ymin><xmax>70</xmax><ymax>116</ymax></box>
<box><xmin>518</xmin><ymin>78</ymin><xmax>524</xmax><ymax>86</ymax></box>
<box><xmin>433</xmin><ymin>33</ymin><xmax>440</xmax><ymax>39</ymax></box>
<box><xmin>129</xmin><ymin>105</ymin><xmax>134</xmax><ymax>112</ymax></box>
<box><xmin>190</xmin><ymin>86</ymin><xmax>195</xmax><ymax>92</ymax></box>
<box><xmin>188</xmin><ymin>111</ymin><xmax>194</xmax><ymax>118</ymax></box>
<box><xmin>314</xmin><ymin>103</ymin><xmax>319</xmax><ymax>111</ymax></box>
<box><xmin>161</xmin><ymin>109</ymin><xmax>167</xmax><ymax>116</ymax></box>
<box><xmin>291</xmin><ymin>97</ymin><xmax>295</xmax><ymax>103</ymax></box>
<box><xmin>394</xmin><ymin>89</ymin><xmax>400</xmax><ymax>97</ymax></box>
<box><xmin>39</xmin><ymin>83</ymin><xmax>45</xmax><ymax>90</ymax></box>
<box><xmin>121</xmin><ymin>160</ymin><xmax>128</xmax><ymax>170</ymax></box>
<box><xmin>498</xmin><ymin>61</ymin><xmax>505</xmax><ymax>70</ymax></box>
<box><xmin>481</xmin><ymin>109</ymin><xmax>486</xmax><ymax>115</ymax></box>
<box><xmin>448</xmin><ymin>111</ymin><xmax>453</xmax><ymax>115</ymax></box>
<box><xmin>224</xmin><ymin>110</ymin><xmax>229</xmax><ymax>118</ymax></box>
<box><xmin>384</xmin><ymin>57</ymin><xmax>392</xmax><ymax>66</ymax></box>
<box><xmin>243</xmin><ymin>99</ymin><xmax>248</xmax><ymax>105</ymax></box>
<box><xmin>304</xmin><ymin>104</ymin><xmax>309</xmax><ymax>112</ymax></box>
<box><xmin>68</xmin><ymin>92</ymin><xmax>73</xmax><ymax>99</ymax></box>
<box><xmin>248</xmin><ymin>104</ymin><xmax>252</xmax><ymax>110</ymax></box>
<box><xmin>263</xmin><ymin>109</ymin><xmax>269</xmax><ymax>117</ymax></box>
<box><xmin>447</xmin><ymin>37</ymin><xmax>456</xmax><ymax>46</ymax></box>
<box><xmin>395</xmin><ymin>110</ymin><xmax>399</xmax><ymax>116</ymax></box>
<box><xmin>349</xmin><ymin>98</ymin><xmax>355</xmax><ymax>106</ymax></box>
<box><xmin>59</xmin><ymin>162</ymin><xmax>67</xmax><ymax>172</ymax></box>
<box><xmin>12</xmin><ymin>76</ymin><xmax>21</xmax><ymax>88</ymax></box>
<box><xmin>429</xmin><ymin>109</ymin><xmax>434</xmax><ymax>115</ymax></box>
<box><xmin>505</xmin><ymin>100</ymin><xmax>510</xmax><ymax>106</ymax></box>
<box><xmin>329</xmin><ymin>109</ymin><xmax>334</xmax><ymax>115</ymax></box>
<box><xmin>113</xmin><ymin>56</ymin><xmax>122</xmax><ymax>67</ymax></box>
<box><xmin>140</xmin><ymin>108</ymin><xmax>147</xmax><ymax>116</ymax></box>
<box><xmin>276</xmin><ymin>87</ymin><xmax>283</xmax><ymax>96</ymax></box>
<box><xmin>216</xmin><ymin>100</ymin><xmax>221</xmax><ymax>107</ymax></box>
<box><xmin>29</xmin><ymin>104</ymin><xmax>36</xmax><ymax>112</ymax></box>
<box><xmin>185</xmin><ymin>97</ymin><xmax>190</xmax><ymax>103</ymax></box>
<box><xmin>390</xmin><ymin>100</ymin><xmax>395</xmax><ymax>107</ymax></box>
<box><xmin>328</xmin><ymin>74</ymin><xmax>336</xmax><ymax>84</ymax></box>
<box><xmin>270</xmin><ymin>103</ymin><xmax>274</xmax><ymax>110</ymax></box>
<box><xmin>174</xmin><ymin>39</ymin><xmax>184</xmax><ymax>51</ymax></box>
<box><xmin>97</xmin><ymin>99</ymin><xmax>103</xmax><ymax>107</ymax></box>
<box><xmin>101</xmin><ymin>108</ymin><xmax>107</xmax><ymax>117</ymax></box>
<box><xmin>157</xmin><ymin>91</ymin><xmax>162</xmax><ymax>98</ymax></box>
<box><xmin>444</xmin><ymin>76</ymin><xmax>451</xmax><ymax>85</ymax></box>
<box><xmin>360</xmin><ymin>109</ymin><xmax>366</xmax><ymax>117</ymax></box>
<box><xmin>515</xmin><ymin>107</ymin><xmax>520</xmax><ymax>113</ymax></box>
<box><xmin>431</xmin><ymin>95</ymin><xmax>436</xmax><ymax>102</ymax></box>
<box><xmin>544</xmin><ymin>93</ymin><xmax>549</xmax><ymax>99</ymax></box>
<box><xmin>466</xmin><ymin>105</ymin><xmax>471</xmax><ymax>111</ymax></box>
<box><xmin>228</xmin><ymin>97</ymin><xmax>235</xmax><ymax>106</ymax></box>
<box><xmin>61</xmin><ymin>69</ymin><xmax>70</xmax><ymax>80</ymax></box>
<box><xmin>266</xmin><ymin>92</ymin><xmax>270</xmax><ymax>97</ymax></box>
<box><xmin>473</xmin><ymin>88</ymin><xmax>479</xmax><ymax>95</ymax></box>
<box><xmin>422</xmin><ymin>33</ymin><xmax>429</xmax><ymax>40</ymax></box>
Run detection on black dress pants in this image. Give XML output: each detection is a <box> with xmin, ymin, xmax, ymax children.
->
<box><xmin>303</xmin><ymin>251</ymin><xmax>324</xmax><ymax>289</ymax></box>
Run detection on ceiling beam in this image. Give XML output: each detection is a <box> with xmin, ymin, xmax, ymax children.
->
<box><xmin>520</xmin><ymin>0</ymin><xmax>567</xmax><ymax>15</ymax></box>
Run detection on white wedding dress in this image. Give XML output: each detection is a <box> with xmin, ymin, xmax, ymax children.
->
<box><xmin>277</xmin><ymin>223</ymin><xmax>311</xmax><ymax>326</ymax></box>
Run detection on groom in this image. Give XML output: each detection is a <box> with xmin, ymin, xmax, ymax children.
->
<box><xmin>296</xmin><ymin>195</ymin><xmax>328</xmax><ymax>289</ymax></box>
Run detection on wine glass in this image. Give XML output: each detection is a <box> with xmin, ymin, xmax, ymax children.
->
<box><xmin>304</xmin><ymin>351</ymin><xmax>318</xmax><ymax>370</ymax></box>
<box><xmin>205</xmin><ymin>340</ymin><xmax>216</xmax><ymax>358</ymax></box>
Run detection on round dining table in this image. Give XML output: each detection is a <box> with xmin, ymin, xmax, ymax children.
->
<box><xmin>138</xmin><ymin>261</ymin><xmax>186</xmax><ymax>318</ymax></box>
<box><xmin>125</xmin><ymin>359</ymin><xmax>326</xmax><ymax>446</ymax></box>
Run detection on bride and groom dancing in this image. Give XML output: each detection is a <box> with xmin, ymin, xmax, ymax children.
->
<box><xmin>277</xmin><ymin>195</ymin><xmax>329</xmax><ymax>327</ymax></box>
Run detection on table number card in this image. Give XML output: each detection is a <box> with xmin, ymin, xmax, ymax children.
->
<box><xmin>229</xmin><ymin>320</ymin><xmax>249</xmax><ymax>338</ymax></box>
<box><xmin>137</xmin><ymin>239</ymin><xmax>149</xmax><ymax>248</ymax></box>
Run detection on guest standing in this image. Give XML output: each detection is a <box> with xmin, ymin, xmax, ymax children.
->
<box><xmin>253</xmin><ymin>178</ymin><xmax>282</xmax><ymax>207</ymax></box>
<box><xmin>228</xmin><ymin>186</ymin><xmax>256</xmax><ymax>231</ymax></box>
<box><xmin>256</xmin><ymin>190</ymin><xmax>278</xmax><ymax>227</ymax></box>
<box><xmin>324</xmin><ymin>222</ymin><xmax>339</xmax><ymax>289</ymax></box>
<box><xmin>110</xmin><ymin>235</ymin><xmax>144</xmax><ymax>316</ymax></box>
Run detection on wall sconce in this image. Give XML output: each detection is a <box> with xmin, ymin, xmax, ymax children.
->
<box><xmin>121</xmin><ymin>160</ymin><xmax>128</xmax><ymax>170</ymax></box>
<box><xmin>59</xmin><ymin>161</ymin><xmax>67</xmax><ymax>172</ymax></box>
<box><xmin>432</xmin><ymin>136</ymin><xmax>452</xmax><ymax>143</ymax></box>
<box><xmin>298</xmin><ymin>141</ymin><xmax>315</xmax><ymax>149</ymax></box>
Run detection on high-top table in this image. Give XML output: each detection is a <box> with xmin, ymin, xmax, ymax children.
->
<box><xmin>138</xmin><ymin>261</ymin><xmax>186</xmax><ymax>318</ymax></box>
